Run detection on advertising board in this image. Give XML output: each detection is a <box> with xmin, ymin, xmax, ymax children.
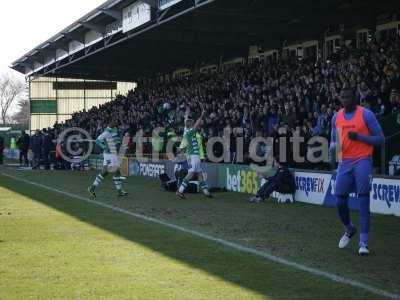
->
<box><xmin>128</xmin><ymin>159</ymin><xmax>166</xmax><ymax>178</ymax></box>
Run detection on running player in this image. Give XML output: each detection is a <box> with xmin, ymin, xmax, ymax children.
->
<box><xmin>331</xmin><ymin>88</ymin><xmax>384</xmax><ymax>255</ymax></box>
<box><xmin>176</xmin><ymin>106</ymin><xmax>211</xmax><ymax>199</ymax></box>
<box><xmin>88</xmin><ymin>121</ymin><xmax>128</xmax><ymax>197</ymax></box>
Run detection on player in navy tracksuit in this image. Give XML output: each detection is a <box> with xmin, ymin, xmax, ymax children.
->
<box><xmin>331</xmin><ymin>88</ymin><xmax>384</xmax><ymax>255</ymax></box>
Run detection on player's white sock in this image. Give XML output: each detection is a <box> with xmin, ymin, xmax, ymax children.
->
<box><xmin>113</xmin><ymin>176</ymin><xmax>122</xmax><ymax>192</ymax></box>
<box><xmin>178</xmin><ymin>180</ymin><xmax>188</xmax><ymax>193</ymax></box>
<box><xmin>93</xmin><ymin>174</ymin><xmax>104</xmax><ymax>187</ymax></box>
<box><xmin>200</xmin><ymin>181</ymin><xmax>210</xmax><ymax>195</ymax></box>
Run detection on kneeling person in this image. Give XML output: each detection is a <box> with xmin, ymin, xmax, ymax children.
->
<box><xmin>250</xmin><ymin>160</ymin><xmax>295</xmax><ymax>203</ymax></box>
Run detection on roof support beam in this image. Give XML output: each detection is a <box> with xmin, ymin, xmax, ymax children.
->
<box><xmin>142</xmin><ymin>0</ymin><xmax>158</xmax><ymax>8</ymax></box>
<box><xmin>23</xmin><ymin>66</ymin><xmax>32</xmax><ymax>74</ymax></box>
<box><xmin>37</xmin><ymin>47</ymin><xmax>57</xmax><ymax>59</ymax></box>
<box><xmin>61</xmin><ymin>32</ymin><xmax>85</xmax><ymax>45</ymax></box>
<box><xmin>157</xmin><ymin>7</ymin><xmax>171</xmax><ymax>23</ymax></box>
<box><xmin>80</xmin><ymin>22</ymin><xmax>106</xmax><ymax>35</ymax></box>
<box><xmin>141</xmin><ymin>29</ymin><xmax>255</xmax><ymax>46</ymax></box>
<box><xmin>61</xmin><ymin>32</ymin><xmax>85</xmax><ymax>44</ymax></box>
<box><xmin>50</xmin><ymin>41</ymin><xmax>69</xmax><ymax>54</ymax></box>
<box><xmin>32</xmin><ymin>56</ymin><xmax>45</xmax><ymax>67</ymax></box>
<box><xmin>21</xmin><ymin>59</ymin><xmax>34</xmax><ymax>72</ymax></box>
<box><xmin>100</xmin><ymin>8</ymin><xmax>122</xmax><ymax>20</ymax></box>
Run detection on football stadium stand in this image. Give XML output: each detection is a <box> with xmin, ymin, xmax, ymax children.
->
<box><xmin>10</xmin><ymin>0</ymin><xmax>400</xmax><ymax>171</ymax></box>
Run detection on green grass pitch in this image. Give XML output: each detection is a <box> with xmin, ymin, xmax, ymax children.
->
<box><xmin>0</xmin><ymin>168</ymin><xmax>399</xmax><ymax>299</ymax></box>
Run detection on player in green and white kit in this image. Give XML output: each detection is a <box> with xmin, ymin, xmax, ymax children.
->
<box><xmin>176</xmin><ymin>108</ymin><xmax>211</xmax><ymax>198</ymax></box>
<box><xmin>88</xmin><ymin>121</ymin><xmax>128</xmax><ymax>197</ymax></box>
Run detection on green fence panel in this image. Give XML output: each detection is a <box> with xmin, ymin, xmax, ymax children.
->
<box><xmin>30</xmin><ymin>100</ymin><xmax>57</xmax><ymax>114</ymax></box>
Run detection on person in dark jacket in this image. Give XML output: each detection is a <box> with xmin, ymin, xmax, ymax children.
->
<box><xmin>30</xmin><ymin>130</ymin><xmax>42</xmax><ymax>169</ymax></box>
<box><xmin>17</xmin><ymin>131</ymin><xmax>30</xmax><ymax>166</ymax></box>
<box><xmin>41</xmin><ymin>128</ymin><xmax>53</xmax><ymax>169</ymax></box>
<box><xmin>0</xmin><ymin>135</ymin><xmax>4</xmax><ymax>165</ymax></box>
<box><xmin>249</xmin><ymin>159</ymin><xmax>295</xmax><ymax>203</ymax></box>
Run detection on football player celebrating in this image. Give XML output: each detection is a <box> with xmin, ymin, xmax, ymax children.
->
<box><xmin>176</xmin><ymin>105</ymin><xmax>211</xmax><ymax>199</ymax></box>
<box><xmin>331</xmin><ymin>88</ymin><xmax>384</xmax><ymax>255</ymax></box>
<box><xmin>88</xmin><ymin>121</ymin><xmax>128</xmax><ymax>198</ymax></box>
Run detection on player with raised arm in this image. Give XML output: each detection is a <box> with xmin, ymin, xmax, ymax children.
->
<box><xmin>176</xmin><ymin>105</ymin><xmax>211</xmax><ymax>199</ymax></box>
<box><xmin>88</xmin><ymin>121</ymin><xmax>128</xmax><ymax>198</ymax></box>
<box><xmin>331</xmin><ymin>88</ymin><xmax>384</xmax><ymax>255</ymax></box>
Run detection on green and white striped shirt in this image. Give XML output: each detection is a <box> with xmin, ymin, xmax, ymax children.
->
<box><xmin>182</xmin><ymin>128</ymin><xmax>200</xmax><ymax>156</ymax></box>
<box><xmin>96</xmin><ymin>127</ymin><xmax>121</xmax><ymax>154</ymax></box>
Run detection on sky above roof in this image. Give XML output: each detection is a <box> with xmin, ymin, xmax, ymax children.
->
<box><xmin>0</xmin><ymin>0</ymin><xmax>104</xmax><ymax>79</ymax></box>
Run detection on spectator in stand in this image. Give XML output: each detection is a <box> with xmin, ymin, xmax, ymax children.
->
<box><xmin>17</xmin><ymin>131</ymin><xmax>30</xmax><ymax>167</ymax></box>
<box><xmin>390</xmin><ymin>89</ymin><xmax>400</xmax><ymax>112</ymax></box>
<box><xmin>47</xmin><ymin>33</ymin><xmax>399</xmax><ymax>169</ymax></box>
<box><xmin>374</xmin><ymin>98</ymin><xmax>386</xmax><ymax>117</ymax></box>
<box><xmin>266</xmin><ymin>108</ymin><xmax>279</xmax><ymax>137</ymax></box>
<box><xmin>313</xmin><ymin>105</ymin><xmax>328</xmax><ymax>136</ymax></box>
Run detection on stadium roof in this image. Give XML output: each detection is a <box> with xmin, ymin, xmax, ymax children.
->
<box><xmin>11</xmin><ymin>0</ymin><xmax>400</xmax><ymax>82</ymax></box>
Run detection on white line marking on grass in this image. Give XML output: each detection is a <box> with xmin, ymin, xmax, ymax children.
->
<box><xmin>2</xmin><ymin>172</ymin><xmax>399</xmax><ymax>300</ymax></box>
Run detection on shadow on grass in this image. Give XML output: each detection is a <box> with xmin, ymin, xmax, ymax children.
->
<box><xmin>0</xmin><ymin>174</ymin><xmax>380</xmax><ymax>300</ymax></box>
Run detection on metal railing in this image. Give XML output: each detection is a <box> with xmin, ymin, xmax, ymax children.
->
<box><xmin>378</xmin><ymin>112</ymin><xmax>400</xmax><ymax>175</ymax></box>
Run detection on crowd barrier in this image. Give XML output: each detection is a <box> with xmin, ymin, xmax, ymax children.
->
<box><xmin>88</xmin><ymin>155</ymin><xmax>400</xmax><ymax>218</ymax></box>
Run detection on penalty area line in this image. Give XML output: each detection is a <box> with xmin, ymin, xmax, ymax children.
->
<box><xmin>2</xmin><ymin>172</ymin><xmax>399</xmax><ymax>300</ymax></box>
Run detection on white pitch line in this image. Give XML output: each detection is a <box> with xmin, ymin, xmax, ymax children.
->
<box><xmin>2</xmin><ymin>172</ymin><xmax>399</xmax><ymax>300</ymax></box>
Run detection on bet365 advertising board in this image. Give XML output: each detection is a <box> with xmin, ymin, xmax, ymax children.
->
<box><xmin>218</xmin><ymin>164</ymin><xmax>275</xmax><ymax>195</ymax></box>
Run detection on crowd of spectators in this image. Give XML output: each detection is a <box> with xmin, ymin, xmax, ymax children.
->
<box><xmin>47</xmin><ymin>34</ymin><xmax>400</xmax><ymax>169</ymax></box>
<box><xmin>15</xmin><ymin>129</ymin><xmax>56</xmax><ymax>169</ymax></box>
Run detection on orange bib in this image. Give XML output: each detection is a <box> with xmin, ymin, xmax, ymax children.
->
<box><xmin>336</xmin><ymin>105</ymin><xmax>373</xmax><ymax>160</ymax></box>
